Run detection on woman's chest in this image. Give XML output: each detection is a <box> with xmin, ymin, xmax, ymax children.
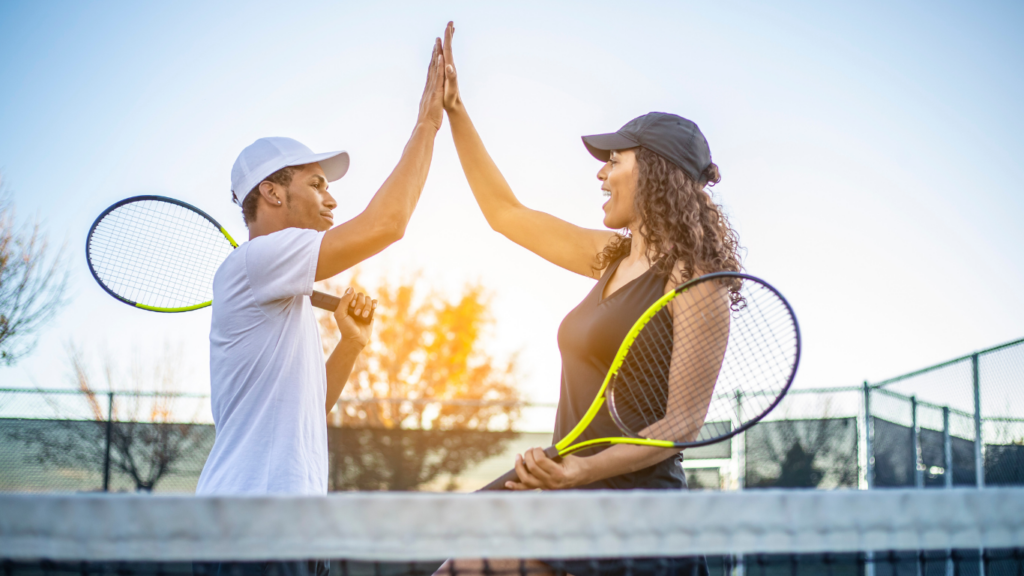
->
<box><xmin>558</xmin><ymin>272</ymin><xmax>664</xmax><ymax>366</ymax></box>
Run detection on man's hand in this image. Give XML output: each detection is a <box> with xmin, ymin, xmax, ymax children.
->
<box><xmin>417</xmin><ymin>38</ymin><xmax>446</xmax><ymax>132</ymax></box>
<box><xmin>441</xmin><ymin>21</ymin><xmax>461</xmax><ymax>112</ymax></box>
<box><xmin>334</xmin><ymin>287</ymin><xmax>375</xmax><ymax>350</ymax></box>
<box><xmin>505</xmin><ymin>447</ymin><xmax>589</xmax><ymax>490</ymax></box>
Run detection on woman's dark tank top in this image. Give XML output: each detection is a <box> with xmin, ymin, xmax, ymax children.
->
<box><xmin>554</xmin><ymin>255</ymin><xmax>687</xmax><ymax>490</ymax></box>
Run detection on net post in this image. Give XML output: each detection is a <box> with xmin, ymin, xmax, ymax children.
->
<box><xmin>863</xmin><ymin>381</ymin><xmax>874</xmax><ymax>490</ymax></box>
<box><xmin>103</xmin><ymin>391</ymin><xmax>114</xmax><ymax>492</ymax></box>
<box><xmin>972</xmin><ymin>353</ymin><xmax>984</xmax><ymax>489</ymax></box>
<box><xmin>912</xmin><ymin>396</ymin><xmax>923</xmax><ymax>489</ymax></box>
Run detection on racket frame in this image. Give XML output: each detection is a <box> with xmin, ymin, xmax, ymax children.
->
<box><xmin>603</xmin><ymin>271</ymin><xmax>801</xmax><ymax>449</ymax></box>
<box><xmin>86</xmin><ymin>195</ymin><xmax>237</xmax><ymax>313</ymax></box>
<box><xmin>553</xmin><ymin>271</ymin><xmax>801</xmax><ymax>455</ymax></box>
<box><xmin>86</xmin><ymin>195</ymin><xmax>359</xmax><ymax>318</ymax></box>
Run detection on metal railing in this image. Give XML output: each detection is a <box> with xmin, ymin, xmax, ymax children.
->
<box><xmin>1</xmin><ymin>337</ymin><xmax>1022</xmax><ymax>492</ymax></box>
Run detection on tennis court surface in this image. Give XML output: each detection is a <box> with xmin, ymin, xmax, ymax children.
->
<box><xmin>2</xmin><ymin>488</ymin><xmax>1022</xmax><ymax>576</ymax></box>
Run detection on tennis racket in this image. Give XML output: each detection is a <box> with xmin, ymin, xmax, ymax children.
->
<box><xmin>86</xmin><ymin>195</ymin><xmax>373</xmax><ymax>322</ymax></box>
<box><xmin>480</xmin><ymin>271</ymin><xmax>799</xmax><ymax>490</ymax></box>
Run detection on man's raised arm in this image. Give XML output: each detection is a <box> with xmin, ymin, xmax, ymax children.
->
<box><xmin>315</xmin><ymin>38</ymin><xmax>445</xmax><ymax>281</ymax></box>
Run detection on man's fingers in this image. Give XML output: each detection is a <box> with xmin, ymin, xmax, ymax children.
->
<box><xmin>425</xmin><ymin>40</ymin><xmax>439</xmax><ymax>89</ymax></box>
<box><xmin>337</xmin><ymin>287</ymin><xmax>355</xmax><ymax>312</ymax></box>
<box><xmin>350</xmin><ymin>292</ymin><xmax>366</xmax><ymax>315</ymax></box>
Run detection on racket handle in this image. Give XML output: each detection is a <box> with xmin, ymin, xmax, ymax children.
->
<box><xmin>477</xmin><ymin>446</ymin><xmax>561</xmax><ymax>491</ymax></box>
<box><xmin>310</xmin><ymin>290</ymin><xmax>375</xmax><ymax>325</ymax></box>
<box><xmin>311</xmin><ymin>290</ymin><xmax>341</xmax><ymax>311</ymax></box>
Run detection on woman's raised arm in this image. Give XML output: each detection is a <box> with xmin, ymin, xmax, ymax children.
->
<box><xmin>442</xmin><ymin>22</ymin><xmax>613</xmax><ymax>279</ymax></box>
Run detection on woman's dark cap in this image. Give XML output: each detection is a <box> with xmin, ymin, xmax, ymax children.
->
<box><xmin>582</xmin><ymin>112</ymin><xmax>711</xmax><ymax>182</ymax></box>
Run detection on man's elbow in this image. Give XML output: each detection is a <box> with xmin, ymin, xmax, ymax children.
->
<box><xmin>378</xmin><ymin>216</ymin><xmax>407</xmax><ymax>243</ymax></box>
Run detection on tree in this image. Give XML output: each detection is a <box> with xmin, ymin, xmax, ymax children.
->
<box><xmin>9</xmin><ymin>344</ymin><xmax>213</xmax><ymax>491</ymax></box>
<box><xmin>0</xmin><ymin>176</ymin><xmax>71</xmax><ymax>365</ymax></box>
<box><xmin>318</xmin><ymin>272</ymin><xmax>522</xmax><ymax>491</ymax></box>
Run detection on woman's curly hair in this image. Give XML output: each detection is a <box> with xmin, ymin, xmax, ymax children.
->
<box><xmin>595</xmin><ymin>147</ymin><xmax>743</xmax><ymax>286</ymax></box>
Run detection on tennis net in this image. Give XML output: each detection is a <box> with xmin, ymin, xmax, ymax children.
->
<box><xmin>2</xmin><ymin>489</ymin><xmax>1022</xmax><ymax>576</ymax></box>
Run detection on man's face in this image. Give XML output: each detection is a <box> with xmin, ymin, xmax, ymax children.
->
<box><xmin>282</xmin><ymin>163</ymin><xmax>337</xmax><ymax>232</ymax></box>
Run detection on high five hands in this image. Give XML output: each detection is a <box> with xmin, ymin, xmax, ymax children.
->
<box><xmin>416</xmin><ymin>22</ymin><xmax>459</xmax><ymax>131</ymax></box>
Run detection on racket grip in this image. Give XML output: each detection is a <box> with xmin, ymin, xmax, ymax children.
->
<box><xmin>311</xmin><ymin>290</ymin><xmax>375</xmax><ymax>325</ymax></box>
<box><xmin>311</xmin><ymin>290</ymin><xmax>341</xmax><ymax>311</ymax></box>
<box><xmin>477</xmin><ymin>446</ymin><xmax>561</xmax><ymax>491</ymax></box>
<box><xmin>479</xmin><ymin>467</ymin><xmax>521</xmax><ymax>491</ymax></box>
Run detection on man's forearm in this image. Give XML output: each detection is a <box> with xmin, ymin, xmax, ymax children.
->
<box><xmin>325</xmin><ymin>341</ymin><xmax>365</xmax><ymax>417</ymax></box>
<box><xmin>315</xmin><ymin>123</ymin><xmax>437</xmax><ymax>281</ymax></box>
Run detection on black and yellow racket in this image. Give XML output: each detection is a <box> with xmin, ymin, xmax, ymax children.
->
<box><xmin>481</xmin><ymin>271</ymin><xmax>800</xmax><ymax>490</ymax></box>
<box><xmin>86</xmin><ymin>195</ymin><xmax>371</xmax><ymax>321</ymax></box>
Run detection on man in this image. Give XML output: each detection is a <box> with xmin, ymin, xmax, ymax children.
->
<box><xmin>194</xmin><ymin>39</ymin><xmax>445</xmax><ymax>573</ymax></box>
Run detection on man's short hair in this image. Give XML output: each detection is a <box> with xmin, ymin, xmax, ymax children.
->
<box><xmin>238</xmin><ymin>165</ymin><xmax>297</xmax><ymax>227</ymax></box>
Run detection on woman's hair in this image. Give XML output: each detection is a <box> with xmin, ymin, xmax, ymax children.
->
<box><xmin>595</xmin><ymin>147</ymin><xmax>743</xmax><ymax>285</ymax></box>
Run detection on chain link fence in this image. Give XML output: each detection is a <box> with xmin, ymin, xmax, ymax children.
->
<box><xmin>2</xmin><ymin>338</ymin><xmax>1022</xmax><ymax>492</ymax></box>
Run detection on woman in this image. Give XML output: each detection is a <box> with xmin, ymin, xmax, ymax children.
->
<box><xmin>440</xmin><ymin>21</ymin><xmax>741</xmax><ymax>576</ymax></box>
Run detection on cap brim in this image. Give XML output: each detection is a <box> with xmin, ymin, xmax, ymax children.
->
<box><xmin>300</xmin><ymin>150</ymin><xmax>350</xmax><ymax>182</ymax></box>
<box><xmin>581</xmin><ymin>132</ymin><xmax>640</xmax><ymax>162</ymax></box>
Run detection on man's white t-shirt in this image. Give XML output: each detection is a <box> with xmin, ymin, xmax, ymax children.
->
<box><xmin>196</xmin><ymin>227</ymin><xmax>329</xmax><ymax>495</ymax></box>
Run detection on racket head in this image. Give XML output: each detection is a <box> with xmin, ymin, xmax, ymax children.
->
<box><xmin>606</xmin><ymin>272</ymin><xmax>800</xmax><ymax>448</ymax></box>
<box><xmin>86</xmin><ymin>196</ymin><xmax>237</xmax><ymax>312</ymax></box>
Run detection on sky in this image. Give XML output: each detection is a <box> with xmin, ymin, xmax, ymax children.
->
<box><xmin>1</xmin><ymin>0</ymin><xmax>1022</xmax><ymax>422</ymax></box>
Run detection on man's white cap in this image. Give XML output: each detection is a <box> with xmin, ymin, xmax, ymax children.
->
<box><xmin>231</xmin><ymin>137</ymin><xmax>350</xmax><ymax>201</ymax></box>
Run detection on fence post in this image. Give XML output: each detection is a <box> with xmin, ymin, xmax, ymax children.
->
<box><xmin>735</xmin><ymin>391</ymin><xmax>745</xmax><ymax>491</ymax></box>
<box><xmin>863</xmin><ymin>381</ymin><xmax>874</xmax><ymax>490</ymax></box>
<box><xmin>942</xmin><ymin>407</ymin><xmax>952</xmax><ymax>488</ymax></box>
<box><xmin>912</xmin><ymin>395</ymin><xmax>923</xmax><ymax>488</ymax></box>
<box><xmin>733</xmin><ymin>391</ymin><xmax>745</xmax><ymax>576</ymax></box>
<box><xmin>972</xmin><ymin>353</ymin><xmax>984</xmax><ymax>489</ymax></box>
<box><xmin>103</xmin><ymin>391</ymin><xmax>113</xmax><ymax>492</ymax></box>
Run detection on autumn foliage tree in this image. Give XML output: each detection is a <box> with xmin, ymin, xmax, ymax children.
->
<box><xmin>317</xmin><ymin>272</ymin><xmax>521</xmax><ymax>491</ymax></box>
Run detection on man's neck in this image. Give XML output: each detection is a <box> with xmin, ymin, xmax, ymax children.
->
<box><xmin>248</xmin><ymin>217</ymin><xmax>289</xmax><ymax>241</ymax></box>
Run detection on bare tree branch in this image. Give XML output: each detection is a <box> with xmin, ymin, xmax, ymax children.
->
<box><xmin>0</xmin><ymin>176</ymin><xmax>71</xmax><ymax>365</ymax></box>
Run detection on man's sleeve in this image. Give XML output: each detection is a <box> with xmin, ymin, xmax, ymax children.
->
<box><xmin>245</xmin><ymin>228</ymin><xmax>327</xmax><ymax>307</ymax></box>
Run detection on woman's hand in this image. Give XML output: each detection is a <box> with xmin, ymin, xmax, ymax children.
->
<box><xmin>505</xmin><ymin>447</ymin><xmax>590</xmax><ymax>490</ymax></box>
<box><xmin>333</xmin><ymin>287</ymin><xmax>376</xmax><ymax>350</ymax></box>
<box><xmin>441</xmin><ymin>21</ymin><xmax>461</xmax><ymax>112</ymax></box>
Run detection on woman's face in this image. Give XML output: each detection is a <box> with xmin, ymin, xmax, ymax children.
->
<box><xmin>598</xmin><ymin>148</ymin><xmax>638</xmax><ymax>230</ymax></box>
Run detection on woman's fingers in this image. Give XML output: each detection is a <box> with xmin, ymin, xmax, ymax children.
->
<box><xmin>443</xmin><ymin>21</ymin><xmax>455</xmax><ymax>66</ymax></box>
<box><xmin>508</xmin><ymin>453</ymin><xmax>541</xmax><ymax>490</ymax></box>
<box><xmin>442</xmin><ymin>21</ymin><xmax>460</xmax><ymax>110</ymax></box>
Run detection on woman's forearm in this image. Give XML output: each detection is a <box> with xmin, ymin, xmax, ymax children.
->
<box><xmin>572</xmin><ymin>444</ymin><xmax>682</xmax><ymax>486</ymax></box>
<box><xmin>446</xmin><ymin>102</ymin><xmax>525</xmax><ymax>232</ymax></box>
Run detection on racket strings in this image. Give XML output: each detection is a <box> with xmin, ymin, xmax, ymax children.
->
<box><xmin>609</xmin><ymin>277</ymin><xmax>798</xmax><ymax>445</ymax></box>
<box><xmin>88</xmin><ymin>200</ymin><xmax>234</xmax><ymax>309</ymax></box>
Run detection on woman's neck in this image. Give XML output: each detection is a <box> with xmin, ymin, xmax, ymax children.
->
<box><xmin>624</xmin><ymin>225</ymin><xmax>649</xmax><ymax>267</ymax></box>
